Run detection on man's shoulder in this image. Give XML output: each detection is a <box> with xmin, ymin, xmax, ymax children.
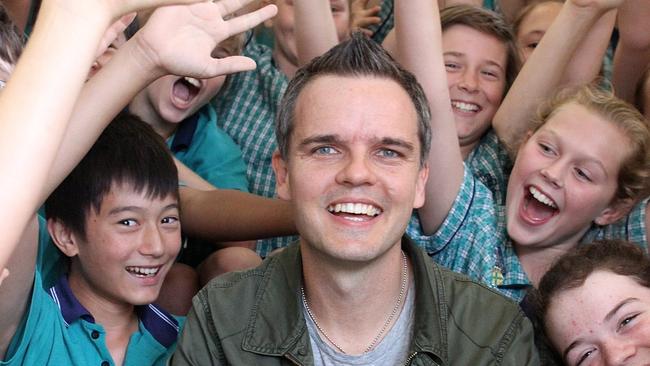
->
<box><xmin>436</xmin><ymin>263</ymin><xmax>521</xmax><ymax>313</ymax></box>
<box><xmin>430</xmin><ymin>263</ymin><xmax>538</xmax><ymax>364</ymax></box>
<box><xmin>193</xmin><ymin>246</ymin><xmax>298</xmax><ymax>322</ymax></box>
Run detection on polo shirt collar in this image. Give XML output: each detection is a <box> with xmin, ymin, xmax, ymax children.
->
<box><xmin>47</xmin><ymin>275</ymin><xmax>180</xmax><ymax>347</ymax></box>
<box><xmin>170</xmin><ymin>112</ymin><xmax>199</xmax><ymax>153</ymax></box>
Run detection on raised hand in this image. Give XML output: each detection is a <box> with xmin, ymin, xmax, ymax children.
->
<box><xmin>350</xmin><ymin>0</ymin><xmax>381</xmax><ymax>37</ymax></box>
<box><xmin>570</xmin><ymin>0</ymin><xmax>624</xmax><ymax>12</ymax></box>
<box><xmin>134</xmin><ymin>0</ymin><xmax>278</xmax><ymax>79</ymax></box>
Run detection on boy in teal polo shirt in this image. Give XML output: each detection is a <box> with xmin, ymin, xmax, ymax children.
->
<box><xmin>0</xmin><ymin>1</ymin><xmax>276</xmax><ymax>364</ymax></box>
<box><xmin>3</xmin><ymin>116</ymin><xmax>184</xmax><ymax>366</ymax></box>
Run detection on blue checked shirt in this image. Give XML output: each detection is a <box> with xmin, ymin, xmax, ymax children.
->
<box><xmin>408</xmin><ymin>130</ymin><xmax>647</xmax><ymax>301</ymax></box>
<box><xmin>212</xmin><ymin>37</ymin><xmax>295</xmax><ymax>257</ymax></box>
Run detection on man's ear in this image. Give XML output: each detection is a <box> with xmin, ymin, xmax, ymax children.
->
<box><xmin>594</xmin><ymin>198</ymin><xmax>635</xmax><ymax>226</ymax></box>
<box><xmin>413</xmin><ymin>164</ymin><xmax>429</xmax><ymax>209</ymax></box>
<box><xmin>272</xmin><ymin>150</ymin><xmax>291</xmax><ymax>200</ymax></box>
<box><xmin>47</xmin><ymin>219</ymin><xmax>80</xmax><ymax>258</ymax></box>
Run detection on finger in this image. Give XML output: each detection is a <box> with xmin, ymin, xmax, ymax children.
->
<box><xmin>356</xmin><ymin>16</ymin><xmax>381</xmax><ymax>28</ymax></box>
<box><xmin>204</xmin><ymin>55</ymin><xmax>257</xmax><ymax>77</ymax></box>
<box><xmin>120</xmin><ymin>0</ymin><xmax>204</xmax><ymax>14</ymax></box>
<box><xmin>212</xmin><ymin>0</ymin><xmax>257</xmax><ymax>17</ymax></box>
<box><xmin>361</xmin><ymin>6</ymin><xmax>382</xmax><ymax>16</ymax></box>
<box><xmin>361</xmin><ymin>28</ymin><xmax>373</xmax><ymax>37</ymax></box>
<box><xmin>222</xmin><ymin>4</ymin><xmax>278</xmax><ymax>38</ymax></box>
<box><xmin>95</xmin><ymin>13</ymin><xmax>135</xmax><ymax>59</ymax></box>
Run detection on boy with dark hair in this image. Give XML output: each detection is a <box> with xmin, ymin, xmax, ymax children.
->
<box><xmin>41</xmin><ymin>113</ymin><xmax>181</xmax><ymax>366</ymax></box>
<box><xmin>0</xmin><ymin>1</ymin><xmax>277</xmax><ymax>364</ymax></box>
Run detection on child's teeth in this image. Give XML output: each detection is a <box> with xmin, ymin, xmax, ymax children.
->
<box><xmin>529</xmin><ymin>187</ymin><xmax>557</xmax><ymax>208</ymax></box>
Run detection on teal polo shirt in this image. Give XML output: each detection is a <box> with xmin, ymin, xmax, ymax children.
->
<box><xmin>2</xmin><ymin>218</ymin><xmax>183</xmax><ymax>366</ymax></box>
<box><xmin>168</xmin><ymin>104</ymin><xmax>249</xmax><ymax>192</ymax></box>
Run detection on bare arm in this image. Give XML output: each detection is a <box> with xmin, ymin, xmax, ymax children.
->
<box><xmin>44</xmin><ymin>1</ymin><xmax>278</xmax><ymax>199</ymax></box>
<box><xmin>493</xmin><ymin>0</ymin><xmax>620</xmax><ymax>149</ymax></box>
<box><xmin>294</xmin><ymin>0</ymin><xmax>341</xmax><ymax>69</ymax></box>
<box><xmin>174</xmin><ymin>158</ymin><xmax>257</xmax><ymax>249</ymax></box>
<box><xmin>179</xmin><ymin>188</ymin><xmax>296</xmax><ymax>242</ymax></box>
<box><xmin>0</xmin><ymin>0</ymin><xmax>276</xmax><ymax>354</ymax></box>
<box><xmin>561</xmin><ymin>7</ymin><xmax>616</xmax><ymax>88</ymax></box>
<box><xmin>394</xmin><ymin>0</ymin><xmax>463</xmax><ymax>233</ymax></box>
<box><xmin>0</xmin><ymin>0</ymin><xmax>214</xmax><ymax>287</ymax></box>
<box><xmin>612</xmin><ymin>0</ymin><xmax>650</xmax><ymax>104</ymax></box>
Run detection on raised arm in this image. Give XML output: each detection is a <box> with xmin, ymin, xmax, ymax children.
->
<box><xmin>493</xmin><ymin>0</ymin><xmax>620</xmax><ymax>149</ymax></box>
<box><xmin>43</xmin><ymin>1</ymin><xmax>277</xmax><ymax>199</ymax></box>
<box><xmin>611</xmin><ymin>0</ymin><xmax>650</xmax><ymax>104</ymax></box>
<box><xmin>294</xmin><ymin>0</ymin><xmax>347</xmax><ymax>69</ymax></box>
<box><xmin>394</xmin><ymin>0</ymin><xmax>464</xmax><ymax>233</ymax></box>
<box><xmin>0</xmin><ymin>0</ymin><xmax>276</xmax><ymax>355</ymax></box>
<box><xmin>179</xmin><ymin>187</ymin><xmax>296</xmax><ymax>242</ymax></box>
<box><xmin>0</xmin><ymin>0</ymin><xmax>215</xmax><ymax>285</ymax></box>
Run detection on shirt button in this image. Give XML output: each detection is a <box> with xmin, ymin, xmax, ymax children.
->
<box><xmin>101</xmin><ymin>361</ymin><xmax>109</xmax><ymax>366</ymax></box>
<box><xmin>91</xmin><ymin>330</ymin><xmax>100</xmax><ymax>339</ymax></box>
<box><xmin>297</xmin><ymin>348</ymin><xmax>306</xmax><ymax>356</ymax></box>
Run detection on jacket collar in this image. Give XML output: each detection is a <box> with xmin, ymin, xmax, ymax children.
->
<box><xmin>242</xmin><ymin>238</ymin><xmax>448</xmax><ymax>364</ymax></box>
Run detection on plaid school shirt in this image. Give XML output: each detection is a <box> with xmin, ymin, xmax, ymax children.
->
<box><xmin>407</xmin><ymin>130</ymin><xmax>647</xmax><ymax>302</ymax></box>
<box><xmin>212</xmin><ymin>37</ymin><xmax>295</xmax><ymax>257</ymax></box>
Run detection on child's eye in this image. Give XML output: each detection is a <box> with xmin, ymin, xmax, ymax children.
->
<box><xmin>526</xmin><ymin>42</ymin><xmax>539</xmax><ymax>50</ymax></box>
<box><xmin>481</xmin><ymin>69</ymin><xmax>500</xmax><ymax>79</ymax></box>
<box><xmin>618</xmin><ymin>314</ymin><xmax>639</xmax><ymax>331</ymax></box>
<box><xmin>537</xmin><ymin>142</ymin><xmax>554</xmax><ymax>155</ymax></box>
<box><xmin>574</xmin><ymin>168</ymin><xmax>592</xmax><ymax>182</ymax></box>
<box><xmin>445</xmin><ymin>62</ymin><xmax>460</xmax><ymax>71</ymax></box>
<box><xmin>575</xmin><ymin>349</ymin><xmax>595</xmax><ymax>366</ymax></box>
<box><xmin>161</xmin><ymin>216</ymin><xmax>179</xmax><ymax>225</ymax></box>
<box><xmin>118</xmin><ymin>219</ymin><xmax>137</xmax><ymax>227</ymax></box>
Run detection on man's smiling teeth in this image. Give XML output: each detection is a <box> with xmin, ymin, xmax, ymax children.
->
<box><xmin>529</xmin><ymin>187</ymin><xmax>557</xmax><ymax>208</ymax></box>
<box><xmin>451</xmin><ymin>101</ymin><xmax>479</xmax><ymax>112</ymax></box>
<box><xmin>327</xmin><ymin>203</ymin><xmax>382</xmax><ymax>217</ymax></box>
<box><xmin>183</xmin><ymin>77</ymin><xmax>201</xmax><ymax>88</ymax></box>
<box><xmin>126</xmin><ymin>266</ymin><xmax>160</xmax><ymax>277</ymax></box>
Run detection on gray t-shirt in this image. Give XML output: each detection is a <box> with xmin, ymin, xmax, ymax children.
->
<box><xmin>303</xmin><ymin>282</ymin><xmax>415</xmax><ymax>366</ymax></box>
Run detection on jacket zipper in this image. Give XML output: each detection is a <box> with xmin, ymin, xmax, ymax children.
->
<box><xmin>403</xmin><ymin>351</ymin><xmax>418</xmax><ymax>365</ymax></box>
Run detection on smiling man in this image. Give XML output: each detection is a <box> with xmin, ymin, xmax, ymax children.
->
<box><xmin>172</xmin><ymin>33</ymin><xmax>538</xmax><ymax>365</ymax></box>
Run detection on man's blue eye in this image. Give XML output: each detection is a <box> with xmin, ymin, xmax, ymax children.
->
<box><xmin>315</xmin><ymin>146</ymin><xmax>337</xmax><ymax>155</ymax></box>
<box><xmin>378</xmin><ymin>149</ymin><xmax>399</xmax><ymax>158</ymax></box>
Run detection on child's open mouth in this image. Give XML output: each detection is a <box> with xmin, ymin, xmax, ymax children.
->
<box><xmin>172</xmin><ymin>77</ymin><xmax>201</xmax><ymax>107</ymax></box>
<box><xmin>521</xmin><ymin>186</ymin><xmax>558</xmax><ymax>224</ymax></box>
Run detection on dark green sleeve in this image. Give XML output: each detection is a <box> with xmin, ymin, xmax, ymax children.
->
<box><xmin>170</xmin><ymin>295</ymin><xmax>226</xmax><ymax>366</ymax></box>
<box><xmin>498</xmin><ymin>312</ymin><xmax>541</xmax><ymax>365</ymax></box>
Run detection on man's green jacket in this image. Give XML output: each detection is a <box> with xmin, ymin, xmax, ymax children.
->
<box><xmin>171</xmin><ymin>238</ymin><xmax>540</xmax><ymax>365</ymax></box>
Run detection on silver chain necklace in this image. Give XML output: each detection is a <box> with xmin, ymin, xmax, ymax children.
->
<box><xmin>301</xmin><ymin>250</ymin><xmax>408</xmax><ymax>354</ymax></box>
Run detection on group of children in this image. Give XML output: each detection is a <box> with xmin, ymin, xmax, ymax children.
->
<box><xmin>1</xmin><ymin>0</ymin><xmax>650</xmax><ymax>364</ymax></box>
